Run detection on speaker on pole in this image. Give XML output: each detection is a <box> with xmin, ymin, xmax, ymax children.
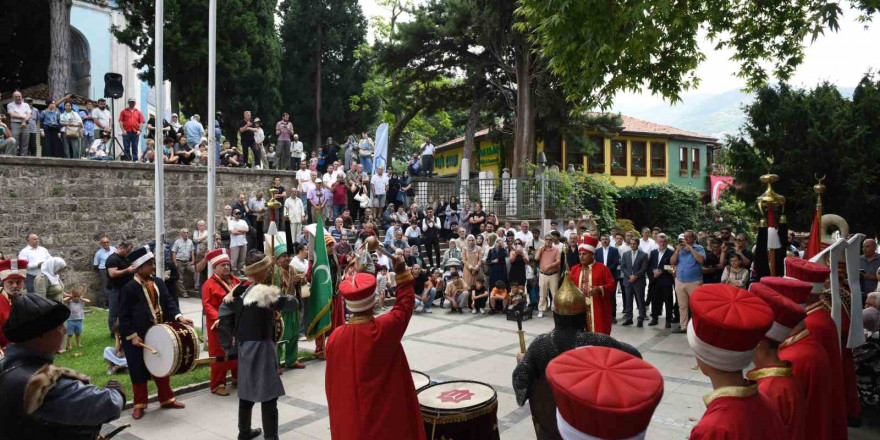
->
<box><xmin>103</xmin><ymin>73</ymin><xmax>124</xmax><ymax>99</ymax></box>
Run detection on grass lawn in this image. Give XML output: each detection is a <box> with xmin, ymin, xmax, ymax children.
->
<box><xmin>54</xmin><ymin>307</ymin><xmax>315</xmax><ymax>399</ymax></box>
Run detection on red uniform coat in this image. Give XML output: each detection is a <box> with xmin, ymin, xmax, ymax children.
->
<box><xmin>689</xmin><ymin>385</ymin><xmax>785</xmax><ymax>440</ymax></box>
<box><xmin>747</xmin><ymin>365</ymin><xmax>806</xmax><ymax>440</ymax></box>
<box><xmin>779</xmin><ymin>329</ymin><xmax>833</xmax><ymax>440</ymax></box>
<box><xmin>202</xmin><ymin>274</ymin><xmax>240</xmax><ymax>389</ymax></box>
<box><xmin>804</xmin><ymin>306</ymin><xmax>848</xmax><ymax>439</ymax></box>
<box><xmin>325</xmin><ymin>274</ymin><xmax>425</xmax><ymax>440</ymax></box>
<box><xmin>569</xmin><ymin>262</ymin><xmax>616</xmax><ymax>335</ymax></box>
<box><xmin>0</xmin><ymin>291</ymin><xmax>11</xmax><ymax>348</ymax></box>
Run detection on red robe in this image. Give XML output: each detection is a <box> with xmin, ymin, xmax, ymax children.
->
<box><xmin>747</xmin><ymin>365</ymin><xmax>806</xmax><ymax>440</ymax></box>
<box><xmin>689</xmin><ymin>385</ymin><xmax>785</xmax><ymax>439</ymax></box>
<box><xmin>325</xmin><ymin>273</ymin><xmax>425</xmax><ymax>440</ymax></box>
<box><xmin>202</xmin><ymin>274</ymin><xmax>240</xmax><ymax>390</ymax></box>
<box><xmin>0</xmin><ymin>291</ymin><xmax>11</xmax><ymax>348</ymax></box>
<box><xmin>779</xmin><ymin>329</ymin><xmax>833</xmax><ymax>440</ymax></box>
<box><xmin>804</xmin><ymin>305</ymin><xmax>848</xmax><ymax>439</ymax></box>
<box><xmin>569</xmin><ymin>262</ymin><xmax>616</xmax><ymax>335</ymax></box>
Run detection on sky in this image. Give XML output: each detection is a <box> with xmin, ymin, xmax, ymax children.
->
<box><xmin>359</xmin><ymin>1</ymin><xmax>880</xmax><ymax>109</ymax></box>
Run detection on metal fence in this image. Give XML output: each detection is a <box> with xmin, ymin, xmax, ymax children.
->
<box><xmin>410</xmin><ymin>177</ymin><xmax>568</xmax><ymax>220</ymax></box>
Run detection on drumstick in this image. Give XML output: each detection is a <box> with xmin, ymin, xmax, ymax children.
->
<box><xmin>515</xmin><ymin>308</ymin><xmax>526</xmax><ymax>354</ymax></box>
<box><xmin>193</xmin><ymin>354</ymin><xmax>238</xmax><ymax>366</ymax></box>
<box><xmin>140</xmin><ymin>343</ymin><xmax>158</xmax><ymax>355</ymax></box>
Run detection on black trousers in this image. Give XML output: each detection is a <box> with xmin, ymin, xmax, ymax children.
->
<box><xmin>290</xmin><ymin>157</ymin><xmax>301</xmax><ymax>170</ymax></box>
<box><xmin>423</xmin><ymin>236</ymin><xmax>441</xmax><ymax>268</ymax></box>
<box><xmin>242</xmin><ymin>140</ymin><xmax>259</xmax><ymax>166</ymax></box>
<box><xmin>610</xmin><ymin>280</ymin><xmax>620</xmax><ymax>319</ymax></box>
<box><xmin>651</xmin><ymin>284</ymin><xmax>674</xmax><ymax>321</ymax></box>
<box><xmin>239</xmin><ymin>398</ymin><xmax>278</xmax><ymax>439</ymax></box>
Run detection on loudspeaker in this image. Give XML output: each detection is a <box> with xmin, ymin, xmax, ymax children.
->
<box><xmin>103</xmin><ymin>73</ymin><xmax>124</xmax><ymax>99</ymax></box>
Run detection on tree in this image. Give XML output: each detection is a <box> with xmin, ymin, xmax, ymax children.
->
<box><xmin>0</xmin><ymin>0</ymin><xmax>51</xmax><ymax>93</ymax></box>
<box><xmin>112</xmin><ymin>0</ymin><xmax>281</xmax><ymax>141</ymax></box>
<box><xmin>279</xmin><ymin>0</ymin><xmax>371</xmax><ymax>150</ymax></box>
<box><xmin>48</xmin><ymin>0</ymin><xmax>73</xmax><ymax>100</ymax></box>
<box><xmin>723</xmin><ymin>75</ymin><xmax>880</xmax><ymax>235</ymax></box>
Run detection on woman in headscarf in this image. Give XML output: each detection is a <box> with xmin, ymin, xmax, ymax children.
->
<box><xmin>442</xmin><ymin>239</ymin><xmax>463</xmax><ymax>272</ymax></box>
<box><xmin>387</xmin><ymin>172</ymin><xmax>401</xmax><ymax>208</ymax></box>
<box><xmin>445</xmin><ymin>196</ymin><xmax>460</xmax><ymax>232</ymax></box>
<box><xmin>33</xmin><ymin>256</ymin><xmax>67</xmax><ymax>303</ymax></box>
<box><xmin>486</xmin><ymin>236</ymin><xmax>508</xmax><ymax>292</ymax></box>
<box><xmin>461</xmin><ymin>235</ymin><xmax>482</xmax><ymax>289</ymax></box>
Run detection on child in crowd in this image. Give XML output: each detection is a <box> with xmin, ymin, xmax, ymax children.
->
<box><xmin>197</xmin><ymin>143</ymin><xmax>208</xmax><ymax>166</ymax></box>
<box><xmin>104</xmin><ymin>323</ymin><xmax>128</xmax><ymax>375</ymax></box>
<box><xmin>267</xmin><ymin>145</ymin><xmax>277</xmax><ymax>169</ymax></box>
<box><xmin>63</xmin><ymin>288</ymin><xmax>90</xmax><ymax>349</ymax></box>
<box><xmin>143</xmin><ymin>139</ymin><xmax>156</xmax><ymax>163</ymax></box>
<box><xmin>470</xmin><ymin>277</ymin><xmax>489</xmax><ymax>314</ymax></box>
<box><xmin>376</xmin><ymin>266</ymin><xmax>388</xmax><ymax>312</ymax></box>
<box><xmin>508</xmin><ymin>282</ymin><xmax>526</xmax><ymax>310</ymax></box>
<box><xmin>309</xmin><ymin>150</ymin><xmax>318</xmax><ymax>172</ymax></box>
<box><xmin>488</xmin><ymin>280</ymin><xmax>508</xmax><ymax>315</ymax></box>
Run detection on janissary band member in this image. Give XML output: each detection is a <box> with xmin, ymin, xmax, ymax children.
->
<box><xmin>513</xmin><ymin>271</ymin><xmax>640</xmax><ymax>439</ymax></box>
<box><xmin>117</xmin><ymin>245</ymin><xmax>191</xmax><ymax>419</ymax></box>
<box><xmin>747</xmin><ymin>282</ymin><xmax>807</xmax><ymax>440</ymax></box>
<box><xmin>1</xmin><ymin>258</ymin><xmax>29</xmax><ymax>351</ymax></box>
<box><xmin>568</xmin><ymin>234</ymin><xmax>615</xmax><ymax>335</ymax></box>
<box><xmin>228</xmin><ymin>252</ymin><xmax>298</xmax><ymax>440</ymax></box>
<box><xmin>0</xmin><ymin>294</ymin><xmax>125</xmax><ymax>438</ymax></box>
<box><xmin>325</xmin><ymin>254</ymin><xmax>425</xmax><ymax>440</ymax></box>
<box><xmin>269</xmin><ymin>242</ymin><xmax>305</xmax><ymax>370</ymax></box>
<box><xmin>686</xmin><ymin>284</ymin><xmax>785</xmax><ymax>439</ymax></box>
<box><xmin>201</xmin><ymin>248</ymin><xmax>240</xmax><ymax>396</ymax></box>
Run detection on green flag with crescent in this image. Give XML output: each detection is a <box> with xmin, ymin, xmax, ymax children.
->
<box><xmin>306</xmin><ymin>212</ymin><xmax>332</xmax><ymax>340</ymax></box>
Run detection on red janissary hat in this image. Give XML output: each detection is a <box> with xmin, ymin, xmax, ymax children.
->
<box><xmin>687</xmin><ymin>284</ymin><xmax>774</xmax><ymax>371</ymax></box>
<box><xmin>750</xmin><ymin>283</ymin><xmax>806</xmax><ymax>342</ymax></box>
<box><xmin>578</xmin><ymin>234</ymin><xmax>598</xmax><ymax>254</ymax></box>
<box><xmin>784</xmin><ymin>257</ymin><xmax>830</xmax><ymax>293</ymax></box>
<box><xmin>759</xmin><ymin>276</ymin><xmax>812</xmax><ymax>305</ymax></box>
<box><xmin>546</xmin><ymin>346</ymin><xmax>663</xmax><ymax>440</ymax></box>
<box><xmin>206</xmin><ymin>248</ymin><xmax>230</xmax><ymax>269</ymax></box>
<box><xmin>339</xmin><ymin>272</ymin><xmax>377</xmax><ymax>312</ymax></box>
<box><xmin>0</xmin><ymin>259</ymin><xmax>28</xmax><ymax>282</ymax></box>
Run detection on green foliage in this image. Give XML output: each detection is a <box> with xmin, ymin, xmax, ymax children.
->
<box><xmin>541</xmin><ymin>168</ymin><xmax>618</xmax><ymax>232</ymax></box>
<box><xmin>697</xmin><ymin>192</ymin><xmax>759</xmax><ymax>240</ymax></box>
<box><xmin>723</xmin><ymin>74</ymin><xmax>880</xmax><ymax>235</ymax></box>
<box><xmin>279</xmin><ymin>0</ymin><xmax>373</xmax><ymax>150</ymax></box>
<box><xmin>617</xmin><ymin>184</ymin><xmax>702</xmax><ymax>236</ymax></box>
<box><xmin>614</xmin><ymin>219</ymin><xmax>637</xmax><ymax>236</ymax></box>
<box><xmin>515</xmin><ymin>0</ymin><xmax>879</xmax><ymax>111</ymax></box>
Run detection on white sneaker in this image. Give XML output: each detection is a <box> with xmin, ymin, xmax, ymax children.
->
<box><xmin>481</xmin><ymin>309</ymin><xmax>486</xmax><ymax>314</ymax></box>
<box><xmin>416</xmin><ymin>305</ymin><xmax>424</xmax><ymax>313</ymax></box>
<box><xmin>471</xmin><ymin>309</ymin><xmax>477</xmax><ymax>314</ymax></box>
<box><xmin>537</xmin><ymin>311</ymin><xmax>544</xmax><ymax>318</ymax></box>
<box><xmin>426</xmin><ymin>309</ymin><xmax>433</xmax><ymax>314</ymax></box>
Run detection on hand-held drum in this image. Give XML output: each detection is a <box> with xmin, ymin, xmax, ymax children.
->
<box><xmin>411</xmin><ymin>370</ymin><xmax>431</xmax><ymax>391</ymax></box>
<box><xmin>274</xmin><ymin>311</ymin><xmax>285</xmax><ymax>343</ymax></box>
<box><xmin>143</xmin><ymin>322</ymin><xmax>201</xmax><ymax>378</ymax></box>
<box><xmin>418</xmin><ymin>380</ymin><xmax>500</xmax><ymax>440</ymax></box>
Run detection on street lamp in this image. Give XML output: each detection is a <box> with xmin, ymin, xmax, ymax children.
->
<box><xmin>538</xmin><ymin>152</ymin><xmax>547</xmax><ymax>234</ymax></box>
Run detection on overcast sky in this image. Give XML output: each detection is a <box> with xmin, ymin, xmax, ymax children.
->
<box><xmin>359</xmin><ymin>1</ymin><xmax>880</xmax><ymax>108</ymax></box>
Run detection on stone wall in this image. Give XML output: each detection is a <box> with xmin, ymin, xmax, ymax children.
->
<box><xmin>0</xmin><ymin>157</ymin><xmax>296</xmax><ymax>300</ymax></box>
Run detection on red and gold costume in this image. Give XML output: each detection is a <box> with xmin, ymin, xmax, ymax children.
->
<box><xmin>0</xmin><ymin>290</ymin><xmax>11</xmax><ymax>348</ymax></box>
<box><xmin>690</xmin><ymin>385</ymin><xmax>785</xmax><ymax>440</ymax></box>
<box><xmin>325</xmin><ymin>270</ymin><xmax>424</xmax><ymax>440</ymax></box>
<box><xmin>201</xmin><ymin>251</ymin><xmax>241</xmax><ymax>391</ymax></box>
<box><xmin>0</xmin><ymin>258</ymin><xmax>27</xmax><ymax>349</ymax></box>
<box><xmin>778</xmin><ymin>328</ymin><xmax>833</xmax><ymax>440</ymax></box>
<box><xmin>747</xmin><ymin>366</ymin><xmax>805</xmax><ymax>440</ymax></box>
<box><xmin>569</xmin><ymin>263</ymin><xmax>615</xmax><ymax>335</ymax></box>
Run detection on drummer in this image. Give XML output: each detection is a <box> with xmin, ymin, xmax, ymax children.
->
<box><xmin>201</xmin><ymin>248</ymin><xmax>240</xmax><ymax>396</ymax></box>
<box><xmin>117</xmin><ymin>245</ymin><xmax>192</xmax><ymax>420</ymax></box>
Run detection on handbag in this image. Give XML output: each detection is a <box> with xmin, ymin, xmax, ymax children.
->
<box><xmin>65</xmin><ymin>126</ymin><xmax>81</xmax><ymax>138</ymax></box>
<box><xmin>355</xmin><ymin>192</ymin><xmax>370</xmax><ymax>208</ymax></box>
<box><xmin>300</xmin><ymin>283</ymin><xmax>311</xmax><ymax>299</ymax></box>
<box><xmin>359</xmin><ymin>145</ymin><xmax>372</xmax><ymax>157</ymax></box>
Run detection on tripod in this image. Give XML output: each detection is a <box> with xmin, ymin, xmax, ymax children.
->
<box><xmin>107</xmin><ymin>99</ymin><xmax>127</xmax><ymax>161</ymax></box>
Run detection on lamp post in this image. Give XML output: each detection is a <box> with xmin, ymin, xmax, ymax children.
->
<box><xmin>538</xmin><ymin>152</ymin><xmax>547</xmax><ymax>234</ymax></box>
<box><xmin>154</xmin><ymin>0</ymin><xmax>165</xmax><ymax>276</ymax></box>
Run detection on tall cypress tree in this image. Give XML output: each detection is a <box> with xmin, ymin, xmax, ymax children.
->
<box><xmin>278</xmin><ymin>0</ymin><xmax>372</xmax><ymax>151</ymax></box>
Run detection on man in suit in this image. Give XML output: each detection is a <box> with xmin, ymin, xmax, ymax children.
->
<box><xmin>594</xmin><ymin>234</ymin><xmax>621</xmax><ymax>324</ymax></box>
<box><xmin>648</xmin><ymin>233</ymin><xmax>675</xmax><ymax>328</ymax></box>
<box><xmin>620</xmin><ymin>237</ymin><xmax>648</xmax><ymax>327</ymax></box>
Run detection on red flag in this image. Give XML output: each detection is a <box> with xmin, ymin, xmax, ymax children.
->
<box><xmin>805</xmin><ymin>209</ymin><xmax>821</xmax><ymax>259</ymax></box>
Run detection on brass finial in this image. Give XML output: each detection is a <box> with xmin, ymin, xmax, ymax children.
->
<box><xmin>756</xmin><ymin>174</ymin><xmax>785</xmax><ymax>220</ymax></box>
<box><xmin>813</xmin><ymin>174</ymin><xmax>826</xmax><ymax>210</ymax></box>
<box><xmin>267</xmin><ymin>188</ymin><xmax>282</xmax><ymax>209</ymax></box>
<box><xmin>554</xmin><ymin>272</ymin><xmax>587</xmax><ymax>315</ymax></box>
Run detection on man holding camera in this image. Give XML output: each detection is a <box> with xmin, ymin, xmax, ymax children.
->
<box><xmin>670</xmin><ymin>230</ymin><xmax>705</xmax><ymax>334</ymax></box>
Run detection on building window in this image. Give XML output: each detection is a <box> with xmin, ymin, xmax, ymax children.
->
<box><xmin>691</xmin><ymin>148</ymin><xmax>700</xmax><ymax>177</ymax></box>
<box><xmin>679</xmin><ymin>147</ymin><xmax>689</xmax><ymax>177</ymax></box>
<box><xmin>707</xmin><ymin>146</ymin><xmax>715</xmax><ymax>173</ymax></box>
<box><xmin>611</xmin><ymin>140</ymin><xmax>627</xmax><ymax>176</ymax></box>
<box><xmin>565</xmin><ymin>142</ymin><xmax>585</xmax><ymax>171</ymax></box>
<box><xmin>587</xmin><ymin>136</ymin><xmax>605</xmax><ymax>173</ymax></box>
<box><xmin>630</xmin><ymin>141</ymin><xmax>647</xmax><ymax>176</ymax></box>
<box><xmin>446</xmin><ymin>155</ymin><xmax>458</xmax><ymax>168</ymax></box>
<box><xmin>650</xmin><ymin>142</ymin><xmax>666</xmax><ymax>177</ymax></box>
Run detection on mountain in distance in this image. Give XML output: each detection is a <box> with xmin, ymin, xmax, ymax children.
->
<box><xmin>612</xmin><ymin>86</ymin><xmax>855</xmax><ymax>140</ymax></box>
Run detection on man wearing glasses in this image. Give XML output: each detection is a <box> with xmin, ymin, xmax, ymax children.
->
<box><xmin>720</xmin><ymin>233</ymin><xmax>753</xmax><ymax>269</ymax></box>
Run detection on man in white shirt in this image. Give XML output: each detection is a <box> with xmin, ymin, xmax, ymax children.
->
<box><xmin>6</xmin><ymin>91</ymin><xmax>31</xmax><ymax>156</ymax></box>
<box><xmin>290</xmin><ymin>134</ymin><xmax>304</xmax><ymax>170</ymax></box>
<box><xmin>419</xmin><ymin>137</ymin><xmax>435</xmax><ymax>177</ymax></box>
<box><xmin>514</xmin><ymin>221</ymin><xmax>533</xmax><ymax>248</ymax></box>
<box><xmin>322</xmin><ymin>164</ymin><xmax>336</xmax><ymax>189</ymax></box>
<box><xmin>638</xmin><ymin>227</ymin><xmax>657</xmax><ymax>255</ymax></box>
<box><xmin>228</xmin><ymin>209</ymin><xmax>250</xmax><ymax>276</ymax></box>
<box><xmin>91</xmin><ymin>99</ymin><xmax>112</xmax><ymax>140</ymax></box>
<box><xmin>563</xmin><ymin>220</ymin><xmax>578</xmax><ymax>241</ymax></box>
<box><xmin>299</xmin><ymin>169</ymin><xmax>318</xmax><ymax>223</ymax></box>
<box><xmin>284</xmin><ymin>193</ymin><xmax>306</xmax><ymax>242</ymax></box>
<box><xmin>370</xmin><ymin>166</ymin><xmax>389</xmax><ymax>217</ymax></box>
<box><xmin>18</xmin><ymin>233</ymin><xmax>50</xmax><ymax>293</ymax></box>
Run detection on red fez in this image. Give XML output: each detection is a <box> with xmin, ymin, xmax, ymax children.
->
<box><xmin>546</xmin><ymin>346</ymin><xmax>663</xmax><ymax>440</ymax></box>
<box><xmin>759</xmin><ymin>276</ymin><xmax>812</xmax><ymax>305</ymax></box>
<box><xmin>339</xmin><ymin>272</ymin><xmax>377</xmax><ymax>312</ymax></box>
<box><xmin>785</xmin><ymin>257</ymin><xmax>830</xmax><ymax>292</ymax></box>
<box><xmin>578</xmin><ymin>234</ymin><xmax>598</xmax><ymax>254</ymax></box>
<box><xmin>206</xmin><ymin>248</ymin><xmax>230</xmax><ymax>269</ymax></box>
<box><xmin>687</xmin><ymin>284</ymin><xmax>774</xmax><ymax>371</ymax></box>
<box><xmin>0</xmin><ymin>259</ymin><xmax>28</xmax><ymax>282</ymax></box>
<box><xmin>750</xmin><ymin>283</ymin><xmax>806</xmax><ymax>342</ymax></box>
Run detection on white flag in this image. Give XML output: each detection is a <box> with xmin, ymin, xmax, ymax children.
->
<box><xmin>373</xmin><ymin>123</ymin><xmax>389</xmax><ymax>174</ymax></box>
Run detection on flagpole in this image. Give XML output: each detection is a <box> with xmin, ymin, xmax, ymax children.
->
<box><xmin>207</xmin><ymin>0</ymin><xmax>217</xmax><ymax>273</ymax></box>
<box><xmin>154</xmin><ymin>0</ymin><xmax>165</xmax><ymax>276</ymax></box>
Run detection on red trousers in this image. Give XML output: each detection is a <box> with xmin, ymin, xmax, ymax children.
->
<box><xmin>207</xmin><ymin>327</ymin><xmax>237</xmax><ymax>390</ymax></box>
<box><xmin>132</xmin><ymin>376</ymin><xmax>175</xmax><ymax>409</ymax></box>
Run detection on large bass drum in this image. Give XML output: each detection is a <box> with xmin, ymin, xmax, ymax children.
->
<box><xmin>143</xmin><ymin>322</ymin><xmax>200</xmax><ymax>378</ymax></box>
<box><xmin>418</xmin><ymin>380</ymin><xmax>500</xmax><ymax>440</ymax></box>
<box><xmin>411</xmin><ymin>370</ymin><xmax>431</xmax><ymax>392</ymax></box>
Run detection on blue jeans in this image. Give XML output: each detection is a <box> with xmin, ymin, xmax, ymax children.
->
<box><xmin>123</xmin><ymin>131</ymin><xmax>139</xmax><ymax>161</ymax></box>
<box><xmin>360</xmin><ymin>156</ymin><xmax>373</xmax><ymax>173</ymax></box>
<box><xmin>333</xmin><ymin>204</ymin><xmax>345</xmax><ymax>220</ymax></box>
<box><xmin>415</xmin><ymin>287</ymin><xmax>437</xmax><ymax>311</ymax></box>
<box><xmin>26</xmin><ymin>274</ymin><xmax>35</xmax><ymax>293</ymax></box>
<box><xmin>528</xmin><ymin>284</ymin><xmax>539</xmax><ymax>307</ymax></box>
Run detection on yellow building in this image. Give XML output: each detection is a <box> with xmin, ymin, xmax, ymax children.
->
<box><xmin>435</xmin><ymin>115</ymin><xmax>717</xmax><ymax>189</ymax></box>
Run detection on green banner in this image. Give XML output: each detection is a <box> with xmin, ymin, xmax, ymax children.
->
<box><xmin>306</xmin><ymin>212</ymin><xmax>332</xmax><ymax>340</ymax></box>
